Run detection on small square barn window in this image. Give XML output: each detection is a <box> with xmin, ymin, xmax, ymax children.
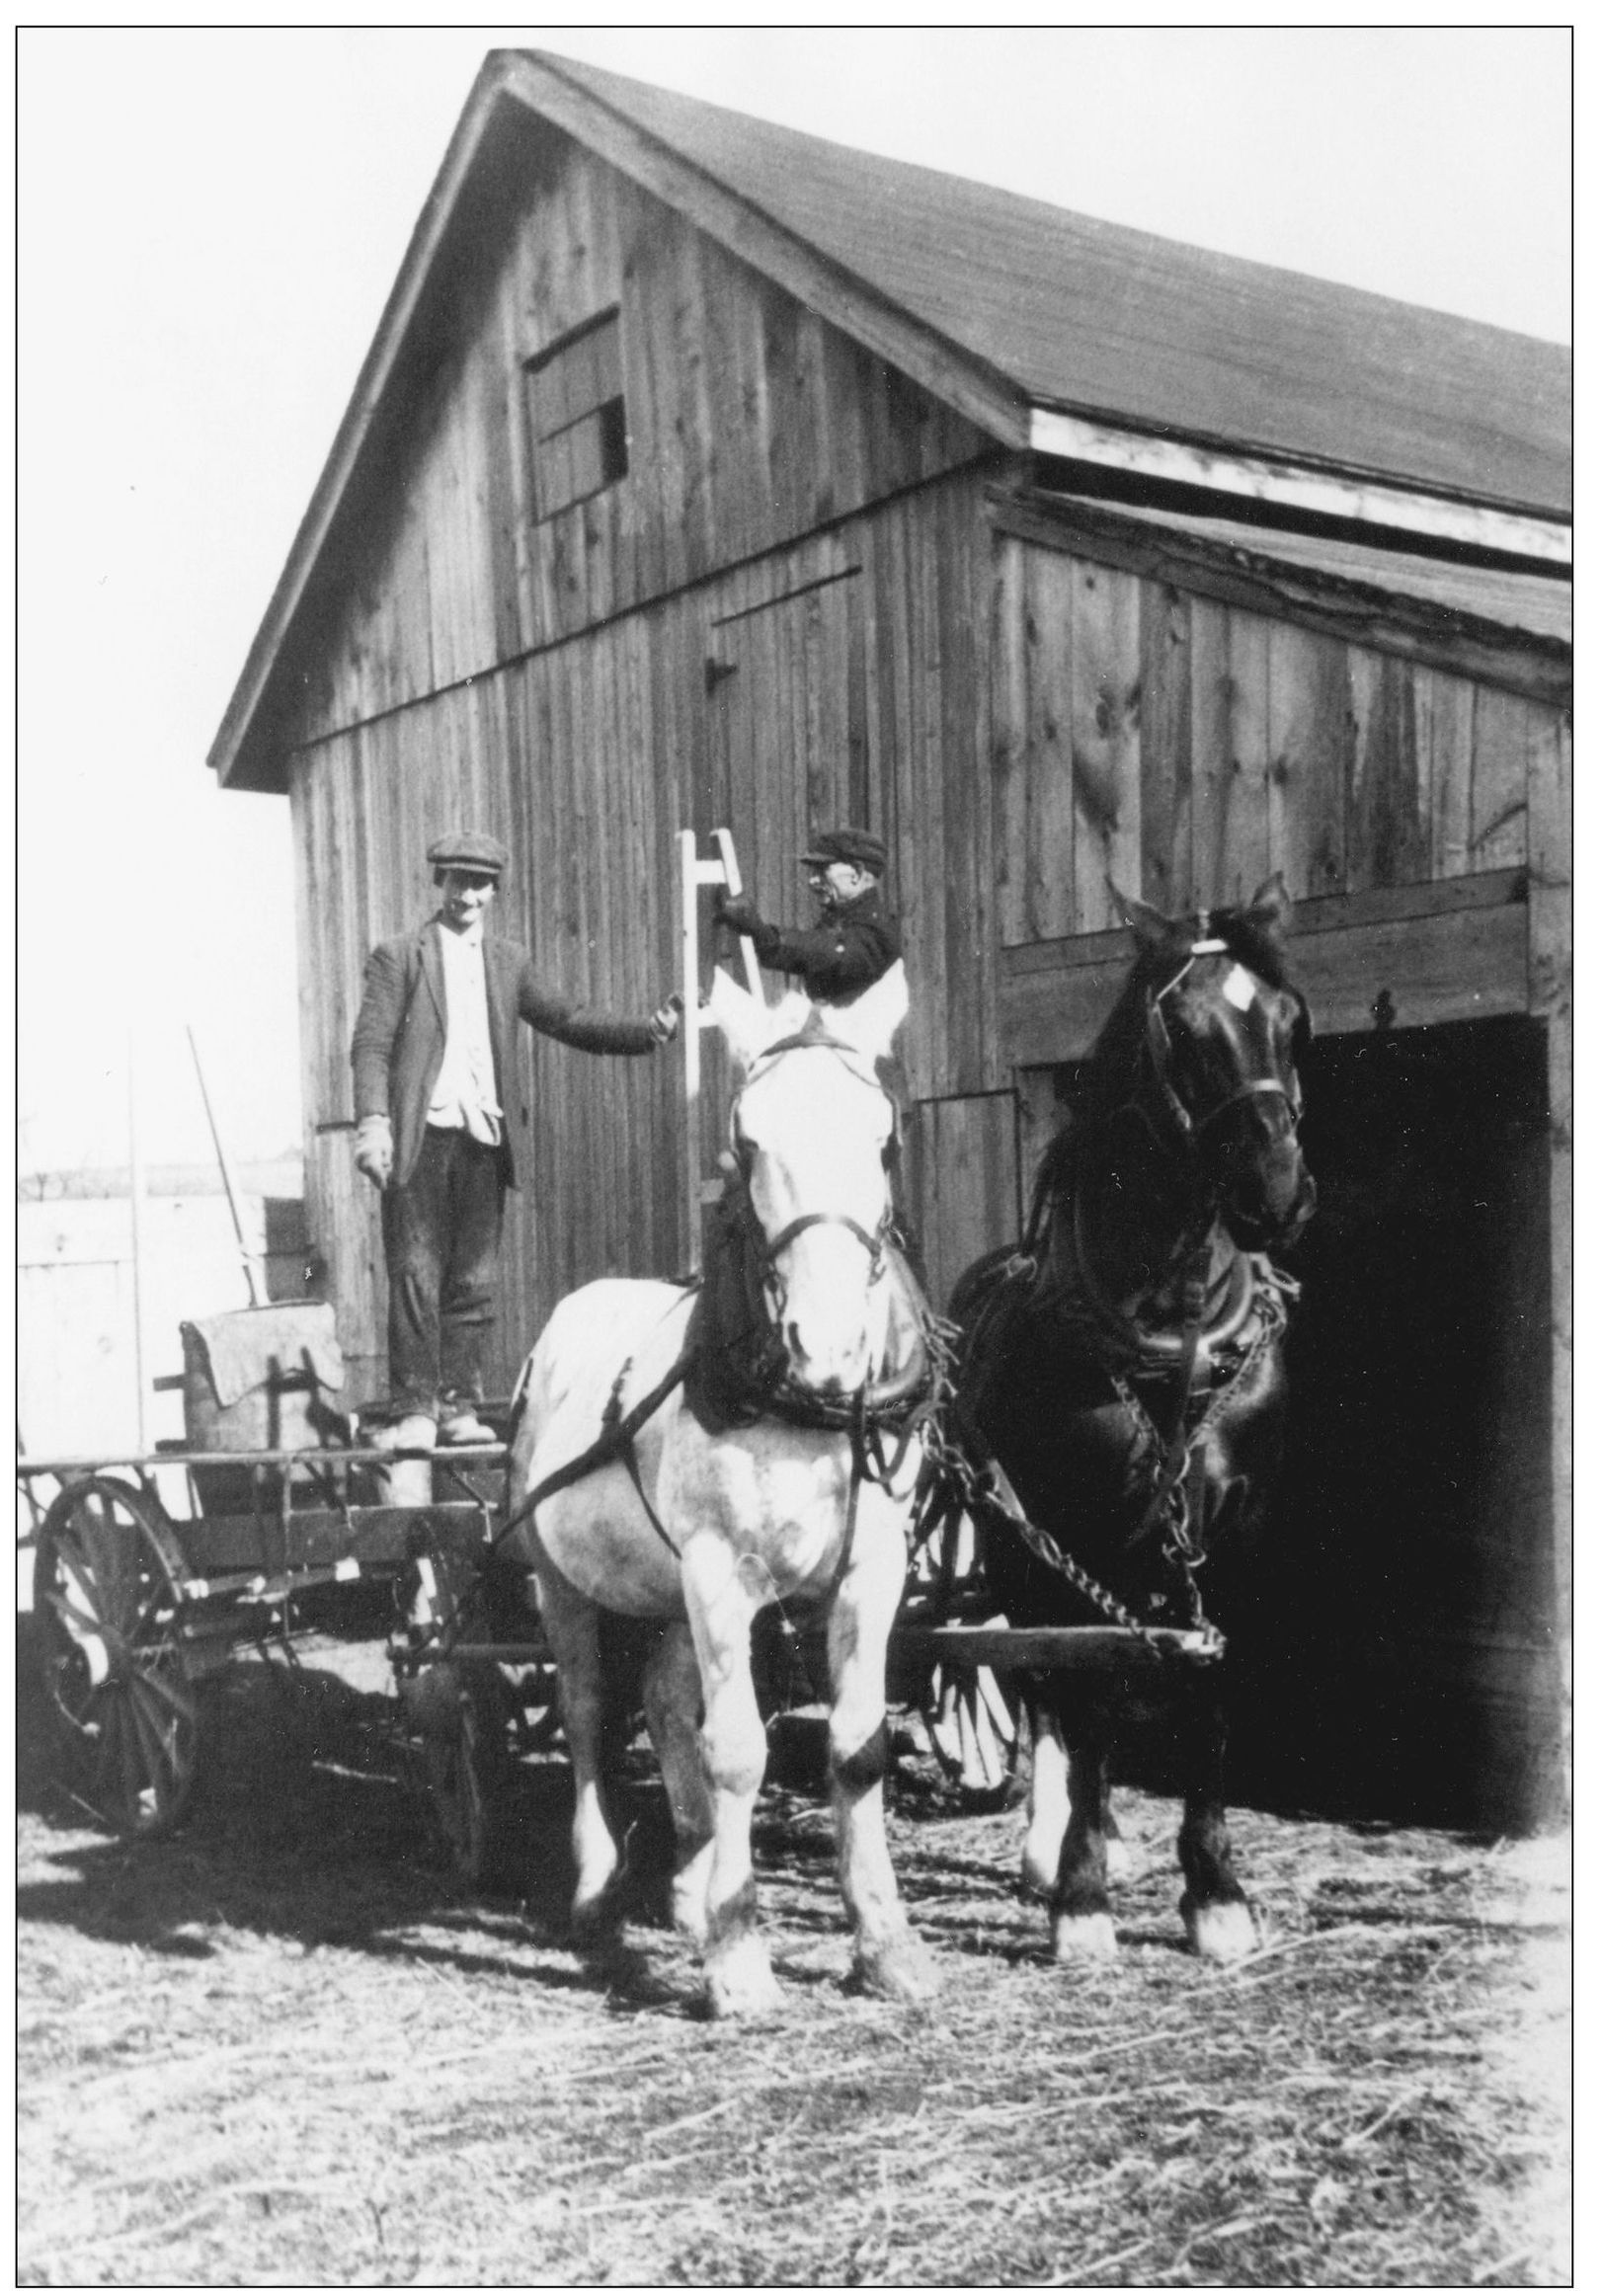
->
<box><xmin>525</xmin><ymin>309</ymin><xmax>627</xmax><ymax>520</ymax></box>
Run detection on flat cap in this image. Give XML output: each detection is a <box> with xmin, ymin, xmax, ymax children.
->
<box><xmin>799</xmin><ymin>826</ymin><xmax>887</xmax><ymax>874</ymax></box>
<box><xmin>428</xmin><ymin>831</ymin><xmax>510</xmax><ymax>879</ymax></box>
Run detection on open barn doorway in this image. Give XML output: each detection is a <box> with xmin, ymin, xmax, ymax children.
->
<box><xmin>1258</xmin><ymin>1013</ymin><xmax>1561</xmax><ymax>1828</ymax></box>
<box><xmin>1017</xmin><ymin>1014</ymin><xmax>1562</xmax><ymax>1829</ymax></box>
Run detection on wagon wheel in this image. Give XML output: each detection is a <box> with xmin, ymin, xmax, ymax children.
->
<box><xmin>906</xmin><ymin>1499</ymin><xmax>1027</xmax><ymax>1810</ymax></box>
<box><xmin>418</xmin><ymin>1665</ymin><xmax>517</xmax><ymax>1891</ymax></box>
<box><xmin>921</xmin><ymin>1655</ymin><xmax>1026</xmax><ymax>1811</ymax></box>
<box><xmin>33</xmin><ymin>1475</ymin><xmax>202</xmax><ymax>1836</ymax></box>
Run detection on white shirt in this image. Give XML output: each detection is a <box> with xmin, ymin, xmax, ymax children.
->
<box><xmin>427</xmin><ymin>919</ymin><xmax>504</xmax><ymax>1146</ymax></box>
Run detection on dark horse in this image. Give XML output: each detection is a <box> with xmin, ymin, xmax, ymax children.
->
<box><xmin>947</xmin><ymin>878</ymin><xmax>1316</xmax><ymax>1963</ymax></box>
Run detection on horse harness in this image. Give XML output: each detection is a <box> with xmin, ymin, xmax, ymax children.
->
<box><xmin>921</xmin><ymin>926</ymin><xmax>1303</xmax><ymax>1662</ymax></box>
<box><xmin>496</xmin><ymin>1028</ymin><xmax>943</xmax><ymax>1592</ymax></box>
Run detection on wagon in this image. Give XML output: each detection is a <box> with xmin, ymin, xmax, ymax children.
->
<box><xmin>18</xmin><ymin>1398</ymin><xmax>1217</xmax><ymax>1885</ymax></box>
<box><xmin>16</xmin><ymin>1412</ymin><xmax>563</xmax><ymax>1880</ymax></box>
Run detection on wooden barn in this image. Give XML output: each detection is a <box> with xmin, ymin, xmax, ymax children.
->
<box><xmin>209</xmin><ymin>51</ymin><xmax>1571</xmax><ymax>1823</ymax></box>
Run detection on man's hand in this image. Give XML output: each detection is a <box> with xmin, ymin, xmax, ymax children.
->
<box><xmin>355</xmin><ymin>1114</ymin><xmax>394</xmax><ymax>1189</ymax></box>
<box><xmin>647</xmin><ymin>990</ymin><xmax>684</xmax><ymax>1046</ymax></box>
<box><xmin>713</xmin><ymin>890</ymin><xmax>762</xmax><ymax>937</ymax></box>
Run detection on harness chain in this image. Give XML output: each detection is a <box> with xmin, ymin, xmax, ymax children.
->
<box><xmin>1111</xmin><ymin>1269</ymin><xmax>1292</xmax><ymax>1573</ymax></box>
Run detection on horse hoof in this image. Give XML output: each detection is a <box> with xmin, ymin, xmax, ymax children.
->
<box><xmin>704</xmin><ymin>1935</ymin><xmax>783</xmax><ymax>2021</ymax></box>
<box><xmin>853</xmin><ymin>1933</ymin><xmax>939</xmax><ymax>2006</ymax></box>
<box><xmin>1184</xmin><ymin>1896</ymin><xmax>1257</xmax><ymax>1963</ymax></box>
<box><xmin>1052</xmin><ymin>1909</ymin><xmax>1118</xmax><ymax>1963</ymax></box>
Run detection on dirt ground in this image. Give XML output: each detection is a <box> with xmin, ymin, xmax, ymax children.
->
<box><xmin>17</xmin><ymin>1630</ymin><xmax>1571</xmax><ymax>2288</ymax></box>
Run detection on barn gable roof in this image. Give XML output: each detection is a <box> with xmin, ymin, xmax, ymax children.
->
<box><xmin>524</xmin><ymin>50</ymin><xmax>1569</xmax><ymax>520</ymax></box>
<box><xmin>210</xmin><ymin>47</ymin><xmax>1570</xmax><ymax>791</ymax></box>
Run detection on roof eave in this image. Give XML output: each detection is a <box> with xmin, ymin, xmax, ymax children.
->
<box><xmin>1027</xmin><ymin>406</ymin><xmax>1572</xmax><ymax>568</ymax></box>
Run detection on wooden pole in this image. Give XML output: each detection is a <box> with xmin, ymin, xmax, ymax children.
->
<box><xmin>186</xmin><ymin>1025</ymin><xmax>264</xmax><ymax>1308</ymax></box>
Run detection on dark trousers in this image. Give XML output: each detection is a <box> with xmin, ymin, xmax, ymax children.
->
<box><xmin>381</xmin><ymin>1125</ymin><xmax>506</xmax><ymax>1416</ymax></box>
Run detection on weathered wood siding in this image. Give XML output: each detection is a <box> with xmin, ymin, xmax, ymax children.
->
<box><xmin>991</xmin><ymin>527</ymin><xmax>1564</xmax><ymax>938</ymax></box>
<box><xmin>289</xmin><ymin>466</ymin><xmax>1000</xmax><ymax>1393</ymax></box>
<box><xmin>281</xmin><ymin>131</ymin><xmax>990</xmax><ymax>755</ymax></box>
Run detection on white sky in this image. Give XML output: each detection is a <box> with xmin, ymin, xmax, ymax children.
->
<box><xmin>15</xmin><ymin>26</ymin><xmax>1572</xmax><ymax>1174</ymax></box>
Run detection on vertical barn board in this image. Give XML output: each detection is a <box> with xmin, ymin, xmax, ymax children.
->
<box><xmin>1266</xmin><ymin>623</ymin><xmax>1348</xmax><ymax>900</ymax></box>
<box><xmin>1218</xmin><ymin>608</ymin><xmax>1271</xmax><ymax>907</ymax></box>
<box><xmin>911</xmin><ymin>492</ymin><xmax>952</xmax><ymax>1095</ymax></box>
<box><xmin>1527</xmin><ymin>707</ymin><xmax>1572</xmax><ymax>1684</ymax></box>
<box><xmin>484</xmin><ymin>283</ymin><xmax>529</xmax><ymax>660</ymax></box>
<box><xmin>1189</xmin><ymin>598</ymin><xmax>1233</xmax><ymax>909</ymax></box>
<box><xmin>669</xmin><ymin>226</ymin><xmax>716</xmax><ymax>589</ymax></box>
<box><xmin>1023</xmin><ymin>548</ymin><xmax>1077</xmax><ymax>941</ymax></box>
<box><xmin>1069</xmin><ymin>560</ymin><xmax>1142</xmax><ymax>931</ymax></box>
<box><xmin>906</xmin><ymin>1094</ymin><xmax>1019</xmax><ymax>1314</ymax></box>
<box><xmin>696</xmin><ymin>232</ymin><xmax>755</xmax><ymax>572</ymax></box>
<box><xmin>1471</xmin><ymin>688</ymin><xmax>1532</xmax><ymax>872</ymax></box>
<box><xmin>1426</xmin><ymin>669</ymin><xmax>1477</xmax><ymax>879</ymax></box>
<box><xmin>1139</xmin><ymin>581</ymin><xmax>1193</xmax><ymax>912</ymax></box>
<box><xmin>879</xmin><ymin>500</ymin><xmax>933</xmax><ymax>1098</ymax></box>
<box><xmin>1347</xmin><ymin>651</ymin><xmax>1428</xmax><ymax>890</ymax></box>
<box><xmin>939</xmin><ymin>478</ymin><xmax>992</xmax><ymax>1092</ymax></box>
<box><xmin>991</xmin><ymin>532</ymin><xmax>1030</xmax><ymax>945</ymax></box>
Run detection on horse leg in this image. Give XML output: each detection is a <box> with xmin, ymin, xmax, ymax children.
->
<box><xmin>532</xmin><ymin>1560</ymin><xmax>619</xmax><ymax>1940</ymax></box>
<box><xmin>1021</xmin><ymin>1698</ymin><xmax>1068</xmax><ymax>1897</ymax></box>
<box><xmin>640</xmin><ymin>1619</ymin><xmax>714</xmax><ymax>1945</ymax></box>
<box><xmin>679</xmin><ymin>1538</ymin><xmax>782</xmax><ymax>2019</ymax></box>
<box><xmin>827</xmin><ymin>1502</ymin><xmax>938</xmax><ymax>2005</ymax></box>
<box><xmin>1051</xmin><ymin>1732</ymin><xmax>1119</xmax><ymax>1961</ymax></box>
<box><xmin>1024</xmin><ymin>1707</ymin><xmax>1134</xmax><ymax>1900</ymax></box>
<box><xmin>1177</xmin><ymin>1680</ymin><xmax>1255</xmax><ymax>1963</ymax></box>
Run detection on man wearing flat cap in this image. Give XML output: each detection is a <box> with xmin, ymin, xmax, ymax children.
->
<box><xmin>351</xmin><ymin>831</ymin><xmax>681</xmax><ymax>1448</ymax></box>
<box><xmin>714</xmin><ymin>825</ymin><xmax>922</xmax><ymax>1274</ymax></box>
<box><xmin>712</xmin><ymin>826</ymin><xmax>901</xmax><ymax>1004</ymax></box>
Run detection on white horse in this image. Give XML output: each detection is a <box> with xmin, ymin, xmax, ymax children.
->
<box><xmin>508</xmin><ymin>966</ymin><xmax>938</xmax><ymax>2019</ymax></box>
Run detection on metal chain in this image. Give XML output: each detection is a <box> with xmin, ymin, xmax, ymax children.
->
<box><xmin>1111</xmin><ymin>1276</ymin><xmax>1290</xmax><ymax>1572</ymax></box>
<box><xmin>921</xmin><ymin>1420</ymin><xmax>1221</xmax><ymax>1661</ymax></box>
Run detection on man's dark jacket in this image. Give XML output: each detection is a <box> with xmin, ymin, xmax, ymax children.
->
<box><xmin>744</xmin><ymin>885</ymin><xmax>902</xmax><ymax>1002</ymax></box>
<box><xmin>351</xmin><ymin>920</ymin><xmax>657</xmax><ymax>1189</ymax></box>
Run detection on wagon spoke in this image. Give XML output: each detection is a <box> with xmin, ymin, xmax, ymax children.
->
<box><xmin>127</xmin><ymin>1675</ymin><xmax>194</xmax><ymax>1826</ymax></box>
<box><xmin>81</xmin><ymin>1492</ymin><xmax>132</xmax><ymax>1624</ymax></box>
<box><xmin>124</xmin><ymin>1678</ymin><xmax>172</xmax><ymax>1796</ymax></box>
<box><xmin>132</xmin><ymin>1657</ymin><xmax>198</xmax><ymax>1727</ymax></box>
<box><xmin>40</xmin><ymin>1584</ymin><xmax>109</xmax><ymax>1647</ymax></box>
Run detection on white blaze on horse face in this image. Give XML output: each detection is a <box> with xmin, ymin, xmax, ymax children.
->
<box><xmin>735</xmin><ymin>1046</ymin><xmax>894</xmax><ymax>1395</ymax></box>
<box><xmin>1222</xmin><ymin>964</ymin><xmax>1257</xmax><ymax>1012</ymax></box>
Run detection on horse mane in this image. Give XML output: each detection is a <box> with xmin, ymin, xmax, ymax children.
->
<box><xmin>1029</xmin><ymin>904</ymin><xmax>1304</xmax><ymax>1222</ymax></box>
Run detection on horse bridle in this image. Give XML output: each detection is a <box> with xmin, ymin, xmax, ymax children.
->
<box><xmin>732</xmin><ymin>1030</ymin><xmax>896</xmax><ymax>1306</ymax></box>
<box><xmin>1143</xmin><ymin>936</ymin><xmax>1305</xmax><ymax>1148</ymax></box>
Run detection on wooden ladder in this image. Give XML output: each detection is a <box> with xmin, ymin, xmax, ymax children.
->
<box><xmin>678</xmin><ymin>829</ymin><xmax>764</xmax><ymax>1274</ymax></box>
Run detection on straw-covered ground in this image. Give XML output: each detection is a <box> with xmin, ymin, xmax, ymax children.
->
<box><xmin>18</xmin><ymin>1638</ymin><xmax>1569</xmax><ymax>2287</ymax></box>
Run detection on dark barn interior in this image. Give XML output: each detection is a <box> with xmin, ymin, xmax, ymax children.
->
<box><xmin>1260</xmin><ymin>1016</ymin><xmax>1558</xmax><ymax>1827</ymax></box>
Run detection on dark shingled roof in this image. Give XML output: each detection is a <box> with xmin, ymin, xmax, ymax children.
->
<box><xmin>535</xmin><ymin>51</ymin><xmax>1569</xmax><ymax>517</ymax></box>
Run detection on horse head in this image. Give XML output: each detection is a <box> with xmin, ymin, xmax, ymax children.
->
<box><xmin>1113</xmin><ymin>878</ymin><xmax>1317</xmax><ymax>1253</ymax></box>
<box><xmin>709</xmin><ymin>964</ymin><xmax>907</xmax><ymax>1398</ymax></box>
